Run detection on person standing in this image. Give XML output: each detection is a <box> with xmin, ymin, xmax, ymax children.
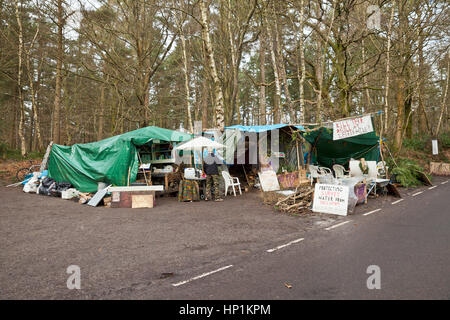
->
<box><xmin>203</xmin><ymin>148</ymin><xmax>223</xmax><ymax>201</ymax></box>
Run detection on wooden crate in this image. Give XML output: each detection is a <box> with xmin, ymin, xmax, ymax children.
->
<box><xmin>109</xmin><ymin>186</ymin><xmax>163</xmax><ymax>209</ymax></box>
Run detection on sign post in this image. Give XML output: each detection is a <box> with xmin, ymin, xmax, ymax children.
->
<box><xmin>312</xmin><ymin>184</ymin><xmax>349</xmax><ymax>216</ymax></box>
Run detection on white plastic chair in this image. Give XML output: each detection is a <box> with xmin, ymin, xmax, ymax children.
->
<box><xmin>309</xmin><ymin>165</ymin><xmax>332</xmax><ymax>185</ymax></box>
<box><xmin>319</xmin><ymin>166</ymin><xmax>333</xmax><ymax>176</ymax></box>
<box><xmin>333</xmin><ymin>164</ymin><xmax>350</xmax><ymax>179</ymax></box>
<box><xmin>308</xmin><ymin>165</ymin><xmax>321</xmax><ymax>185</ymax></box>
<box><xmin>221</xmin><ymin>171</ymin><xmax>242</xmax><ymax>196</ymax></box>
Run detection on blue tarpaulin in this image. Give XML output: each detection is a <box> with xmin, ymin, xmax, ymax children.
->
<box><xmin>225</xmin><ymin>124</ymin><xmax>305</xmax><ymax>133</ymax></box>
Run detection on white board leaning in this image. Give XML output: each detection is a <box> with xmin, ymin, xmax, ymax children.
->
<box><xmin>312</xmin><ymin>184</ymin><xmax>349</xmax><ymax>216</ymax></box>
<box><xmin>258</xmin><ymin>170</ymin><xmax>280</xmax><ymax>192</ymax></box>
<box><xmin>333</xmin><ymin>115</ymin><xmax>374</xmax><ymax>140</ymax></box>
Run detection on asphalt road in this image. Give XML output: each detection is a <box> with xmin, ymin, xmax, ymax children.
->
<box><xmin>135</xmin><ymin>179</ymin><xmax>450</xmax><ymax>299</ymax></box>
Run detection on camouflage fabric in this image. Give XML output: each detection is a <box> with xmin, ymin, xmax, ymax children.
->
<box><xmin>205</xmin><ymin>174</ymin><xmax>222</xmax><ymax>200</ymax></box>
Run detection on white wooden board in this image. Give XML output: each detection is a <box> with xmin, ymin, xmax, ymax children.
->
<box><xmin>258</xmin><ymin>170</ymin><xmax>280</xmax><ymax>192</ymax></box>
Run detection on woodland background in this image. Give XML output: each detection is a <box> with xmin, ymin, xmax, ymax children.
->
<box><xmin>0</xmin><ymin>0</ymin><xmax>449</xmax><ymax>157</ymax></box>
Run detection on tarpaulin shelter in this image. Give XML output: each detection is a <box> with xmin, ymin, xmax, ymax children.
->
<box><xmin>300</xmin><ymin>127</ymin><xmax>380</xmax><ymax>168</ymax></box>
<box><xmin>224</xmin><ymin>123</ymin><xmax>379</xmax><ymax>169</ymax></box>
<box><xmin>221</xmin><ymin>124</ymin><xmax>305</xmax><ymax>169</ymax></box>
<box><xmin>48</xmin><ymin>126</ymin><xmax>192</xmax><ymax>192</ymax></box>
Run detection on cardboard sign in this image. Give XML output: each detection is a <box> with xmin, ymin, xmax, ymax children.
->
<box><xmin>333</xmin><ymin>115</ymin><xmax>373</xmax><ymax>140</ymax></box>
<box><xmin>258</xmin><ymin>170</ymin><xmax>280</xmax><ymax>192</ymax></box>
<box><xmin>277</xmin><ymin>171</ymin><xmax>299</xmax><ymax>189</ymax></box>
<box><xmin>312</xmin><ymin>184</ymin><xmax>349</xmax><ymax>216</ymax></box>
<box><xmin>277</xmin><ymin>170</ymin><xmax>308</xmax><ymax>189</ymax></box>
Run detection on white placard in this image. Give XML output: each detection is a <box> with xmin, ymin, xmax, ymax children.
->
<box><xmin>258</xmin><ymin>170</ymin><xmax>280</xmax><ymax>192</ymax></box>
<box><xmin>333</xmin><ymin>115</ymin><xmax>374</xmax><ymax>140</ymax></box>
<box><xmin>312</xmin><ymin>184</ymin><xmax>349</xmax><ymax>216</ymax></box>
<box><xmin>432</xmin><ymin>140</ymin><xmax>438</xmax><ymax>155</ymax></box>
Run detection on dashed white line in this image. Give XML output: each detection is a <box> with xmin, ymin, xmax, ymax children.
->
<box><xmin>171</xmin><ymin>265</ymin><xmax>233</xmax><ymax>287</ymax></box>
<box><xmin>391</xmin><ymin>199</ymin><xmax>404</xmax><ymax>205</ymax></box>
<box><xmin>412</xmin><ymin>191</ymin><xmax>423</xmax><ymax>196</ymax></box>
<box><xmin>266</xmin><ymin>238</ymin><xmax>304</xmax><ymax>253</ymax></box>
<box><xmin>363</xmin><ymin>208</ymin><xmax>382</xmax><ymax>216</ymax></box>
<box><xmin>428</xmin><ymin>186</ymin><xmax>437</xmax><ymax>190</ymax></box>
<box><xmin>441</xmin><ymin>180</ymin><xmax>448</xmax><ymax>185</ymax></box>
<box><xmin>325</xmin><ymin>220</ymin><xmax>352</xmax><ymax>231</ymax></box>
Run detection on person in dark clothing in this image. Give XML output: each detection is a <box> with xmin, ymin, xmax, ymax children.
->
<box><xmin>203</xmin><ymin>148</ymin><xmax>223</xmax><ymax>201</ymax></box>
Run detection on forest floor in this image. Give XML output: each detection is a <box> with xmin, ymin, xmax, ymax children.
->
<box><xmin>3</xmin><ymin>176</ymin><xmax>447</xmax><ymax>299</ymax></box>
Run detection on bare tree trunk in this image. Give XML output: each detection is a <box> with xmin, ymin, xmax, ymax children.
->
<box><xmin>436</xmin><ymin>57</ymin><xmax>449</xmax><ymax>137</ymax></box>
<box><xmin>394</xmin><ymin>76</ymin><xmax>405</xmax><ymax>151</ymax></box>
<box><xmin>180</xmin><ymin>33</ymin><xmax>193</xmax><ymax>133</ymax></box>
<box><xmin>15</xmin><ymin>0</ymin><xmax>26</xmax><ymax>156</ymax></box>
<box><xmin>298</xmin><ymin>0</ymin><xmax>306</xmax><ymax>123</ymax></box>
<box><xmin>383</xmin><ymin>4</ymin><xmax>395</xmax><ymax>135</ymax></box>
<box><xmin>259</xmin><ymin>30</ymin><xmax>266</xmax><ymax>125</ymax></box>
<box><xmin>199</xmin><ymin>0</ymin><xmax>225</xmax><ymax>131</ymax></box>
<box><xmin>202</xmin><ymin>76</ymin><xmax>208</xmax><ymax>129</ymax></box>
<box><xmin>361</xmin><ymin>39</ymin><xmax>371</xmax><ymax>111</ymax></box>
<box><xmin>173</xmin><ymin>2</ymin><xmax>194</xmax><ymax>133</ymax></box>
<box><xmin>227</xmin><ymin>0</ymin><xmax>238</xmax><ymax>125</ymax></box>
<box><xmin>316</xmin><ymin>0</ymin><xmax>336</xmax><ymax>124</ymax></box>
<box><xmin>25</xmin><ymin>24</ymin><xmax>43</xmax><ymax>151</ymax></box>
<box><xmin>98</xmin><ymin>82</ymin><xmax>105</xmax><ymax>141</ymax></box>
<box><xmin>266</xmin><ymin>17</ymin><xmax>281</xmax><ymax>124</ymax></box>
<box><xmin>272</xmin><ymin>12</ymin><xmax>294</xmax><ymax>122</ymax></box>
<box><xmin>52</xmin><ymin>0</ymin><xmax>63</xmax><ymax>144</ymax></box>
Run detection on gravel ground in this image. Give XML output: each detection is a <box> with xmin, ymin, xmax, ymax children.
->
<box><xmin>1</xmin><ymin>177</ymin><xmax>444</xmax><ymax>299</ymax></box>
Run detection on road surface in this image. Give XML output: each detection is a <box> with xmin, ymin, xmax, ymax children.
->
<box><xmin>133</xmin><ymin>179</ymin><xmax>450</xmax><ymax>299</ymax></box>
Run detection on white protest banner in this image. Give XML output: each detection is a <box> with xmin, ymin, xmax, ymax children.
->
<box><xmin>333</xmin><ymin>115</ymin><xmax>374</xmax><ymax>140</ymax></box>
<box><xmin>312</xmin><ymin>184</ymin><xmax>349</xmax><ymax>216</ymax></box>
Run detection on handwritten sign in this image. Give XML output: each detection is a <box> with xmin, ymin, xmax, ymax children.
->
<box><xmin>333</xmin><ymin>116</ymin><xmax>373</xmax><ymax>140</ymax></box>
<box><xmin>312</xmin><ymin>184</ymin><xmax>349</xmax><ymax>216</ymax></box>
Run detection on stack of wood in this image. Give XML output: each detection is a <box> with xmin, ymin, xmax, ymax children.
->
<box><xmin>264</xmin><ymin>185</ymin><xmax>314</xmax><ymax>214</ymax></box>
<box><xmin>241</xmin><ymin>166</ymin><xmax>258</xmax><ymax>188</ymax></box>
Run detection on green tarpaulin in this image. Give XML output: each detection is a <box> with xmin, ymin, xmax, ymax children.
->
<box><xmin>48</xmin><ymin>126</ymin><xmax>192</xmax><ymax>192</ymax></box>
<box><xmin>301</xmin><ymin>127</ymin><xmax>379</xmax><ymax>168</ymax></box>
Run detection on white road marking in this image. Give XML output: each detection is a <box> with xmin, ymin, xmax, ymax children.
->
<box><xmin>363</xmin><ymin>208</ymin><xmax>382</xmax><ymax>216</ymax></box>
<box><xmin>325</xmin><ymin>220</ymin><xmax>351</xmax><ymax>231</ymax></box>
<box><xmin>428</xmin><ymin>186</ymin><xmax>437</xmax><ymax>190</ymax></box>
<box><xmin>171</xmin><ymin>265</ymin><xmax>233</xmax><ymax>287</ymax></box>
<box><xmin>266</xmin><ymin>238</ymin><xmax>304</xmax><ymax>253</ymax></box>
<box><xmin>391</xmin><ymin>199</ymin><xmax>404</xmax><ymax>205</ymax></box>
<box><xmin>412</xmin><ymin>191</ymin><xmax>423</xmax><ymax>196</ymax></box>
<box><xmin>441</xmin><ymin>180</ymin><xmax>448</xmax><ymax>185</ymax></box>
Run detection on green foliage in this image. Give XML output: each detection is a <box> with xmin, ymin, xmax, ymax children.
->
<box><xmin>402</xmin><ymin>133</ymin><xmax>430</xmax><ymax>151</ymax></box>
<box><xmin>403</xmin><ymin>132</ymin><xmax>450</xmax><ymax>152</ymax></box>
<box><xmin>391</xmin><ymin>158</ymin><xmax>428</xmax><ymax>187</ymax></box>
<box><xmin>439</xmin><ymin>132</ymin><xmax>450</xmax><ymax>149</ymax></box>
<box><xmin>0</xmin><ymin>143</ymin><xmax>44</xmax><ymax>160</ymax></box>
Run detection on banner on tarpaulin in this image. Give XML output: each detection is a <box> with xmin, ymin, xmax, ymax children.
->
<box><xmin>333</xmin><ymin>115</ymin><xmax>374</xmax><ymax>140</ymax></box>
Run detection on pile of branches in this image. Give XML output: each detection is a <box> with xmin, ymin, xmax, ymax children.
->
<box><xmin>272</xmin><ymin>185</ymin><xmax>314</xmax><ymax>214</ymax></box>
